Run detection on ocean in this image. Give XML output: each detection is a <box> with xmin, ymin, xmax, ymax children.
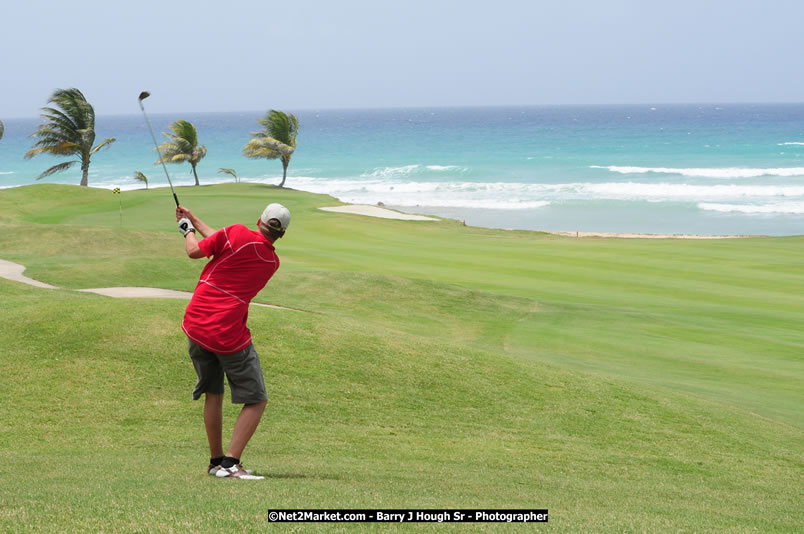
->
<box><xmin>2</xmin><ymin>104</ymin><xmax>804</xmax><ymax>236</ymax></box>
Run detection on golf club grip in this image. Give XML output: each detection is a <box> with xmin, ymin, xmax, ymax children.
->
<box><xmin>173</xmin><ymin>193</ymin><xmax>180</xmax><ymax>207</ymax></box>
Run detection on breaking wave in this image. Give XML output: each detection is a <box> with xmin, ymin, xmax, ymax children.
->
<box><xmin>364</xmin><ymin>164</ymin><xmax>468</xmax><ymax>178</ymax></box>
<box><xmin>571</xmin><ymin>182</ymin><xmax>804</xmax><ymax>199</ymax></box>
<box><xmin>698</xmin><ymin>202</ymin><xmax>804</xmax><ymax>214</ymax></box>
<box><xmin>591</xmin><ymin>165</ymin><xmax>804</xmax><ymax>179</ymax></box>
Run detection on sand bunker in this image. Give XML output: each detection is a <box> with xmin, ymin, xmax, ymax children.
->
<box><xmin>319</xmin><ymin>205</ymin><xmax>438</xmax><ymax>221</ymax></box>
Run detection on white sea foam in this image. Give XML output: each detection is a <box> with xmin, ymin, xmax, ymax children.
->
<box><xmin>699</xmin><ymin>202</ymin><xmax>804</xmax><ymax>214</ymax></box>
<box><xmin>778</xmin><ymin>142</ymin><xmax>804</xmax><ymax>146</ymax></box>
<box><xmin>365</xmin><ymin>164</ymin><xmax>467</xmax><ymax>178</ymax></box>
<box><xmin>574</xmin><ymin>182</ymin><xmax>804</xmax><ymax>199</ymax></box>
<box><xmin>0</xmin><ymin>171</ymin><xmax>15</xmax><ymax>175</ymax></box>
<box><xmin>425</xmin><ymin>165</ymin><xmax>462</xmax><ymax>171</ymax></box>
<box><xmin>367</xmin><ymin>165</ymin><xmax>420</xmax><ymax>178</ymax></box>
<box><xmin>591</xmin><ymin>165</ymin><xmax>804</xmax><ymax>179</ymax></box>
<box><xmin>284</xmin><ymin>175</ymin><xmax>804</xmax><ymax>211</ymax></box>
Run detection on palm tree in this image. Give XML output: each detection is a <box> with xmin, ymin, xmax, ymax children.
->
<box><xmin>133</xmin><ymin>171</ymin><xmax>148</xmax><ymax>189</ymax></box>
<box><xmin>25</xmin><ymin>88</ymin><xmax>116</xmax><ymax>186</ymax></box>
<box><xmin>155</xmin><ymin>120</ymin><xmax>206</xmax><ymax>186</ymax></box>
<box><xmin>218</xmin><ymin>167</ymin><xmax>238</xmax><ymax>183</ymax></box>
<box><xmin>0</xmin><ymin>120</ymin><xmax>4</xmax><ymax>141</ymax></box>
<box><xmin>243</xmin><ymin>110</ymin><xmax>297</xmax><ymax>187</ymax></box>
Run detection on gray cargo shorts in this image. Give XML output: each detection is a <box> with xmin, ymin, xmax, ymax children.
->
<box><xmin>188</xmin><ymin>341</ymin><xmax>268</xmax><ymax>404</ymax></box>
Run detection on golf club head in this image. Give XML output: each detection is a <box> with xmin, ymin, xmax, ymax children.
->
<box><xmin>135</xmin><ymin>90</ymin><xmax>179</xmax><ymax>206</ymax></box>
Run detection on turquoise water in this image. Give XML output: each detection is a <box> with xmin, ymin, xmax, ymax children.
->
<box><xmin>2</xmin><ymin>104</ymin><xmax>804</xmax><ymax>235</ymax></box>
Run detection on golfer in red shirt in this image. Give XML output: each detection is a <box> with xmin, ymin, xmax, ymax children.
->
<box><xmin>176</xmin><ymin>202</ymin><xmax>290</xmax><ymax>480</ymax></box>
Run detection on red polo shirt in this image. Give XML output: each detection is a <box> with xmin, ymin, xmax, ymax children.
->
<box><xmin>182</xmin><ymin>224</ymin><xmax>279</xmax><ymax>354</ymax></box>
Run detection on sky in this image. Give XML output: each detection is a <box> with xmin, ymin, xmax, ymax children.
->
<box><xmin>1</xmin><ymin>0</ymin><xmax>803</xmax><ymax>118</ymax></box>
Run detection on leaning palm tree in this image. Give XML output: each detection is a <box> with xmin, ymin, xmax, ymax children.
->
<box><xmin>25</xmin><ymin>88</ymin><xmax>116</xmax><ymax>186</ymax></box>
<box><xmin>218</xmin><ymin>167</ymin><xmax>238</xmax><ymax>183</ymax></box>
<box><xmin>243</xmin><ymin>110</ymin><xmax>297</xmax><ymax>187</ymax></box>
<box><xmin>133</xmin><ymin>171</ymin><xmax>148</xmax><ymax>189</ymax></box>
<box><xmin>155</xmin><ymin>120</ymin><xmax>206</xmax><ymax>186</ymax></box>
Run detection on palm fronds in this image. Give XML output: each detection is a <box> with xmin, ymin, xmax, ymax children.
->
<box><xmin>26</xmin><ymin>88</ymin><xmax>112</xmax><ymax>186</ymax></box>
<box><xmin>25</xmin><ymin>142</ymin><xmax>79</xmax><ymax>159</ymax></box>
<box><xmin>243</xmin><ymin>109</ymin><xmax>299</xmax><ymax>187</ymax></box>
<box><xmin>245</xmin><ymin>137</ymin><xmax>295</xmax><ymax>156</ymax></box>
<box><xmin>90</xmin><ymin>137</ymin><xmax>117</xmax><ymax>155</ymax></box>
<box><xmin>37</xmin><ymin>161</ymin><xmax>77</xmax><ymax>179</ymax></box>
<box><xmin>242</xmin><ymin>139</ymin><xmax>281</xmax><ymax>160</ymax></box>
<box><xmin>218</xmin><ymin>168</ymin><xmax>238</xmax><ymax>182</ymax></box>
<box><xmin>155</xmin><ymin>120</ymin><xmax>206</xmax><ymax>185</ymax></box>
<box><xmin>256</xmin><ymin>110</ymin><xmax>298</xmax><ymax>145</ymax></box>
<box><xmin>133</xmin><ymin>171</ymin><xmax>148</xmax><ymax>189</ymax></box>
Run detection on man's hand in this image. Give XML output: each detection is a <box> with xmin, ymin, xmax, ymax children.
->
<box><xmin>178</xmin><ymin>217</ymin><xmax>196</xmax><ymax>237</ymax></box>
<box><xmin>176</xmin><ymin>205</ymin><xmax>193</xmax><ymax>222</ymax></box>
<box><xmin>175</xmin><ymin>204</ymin><xmax>215</xmax><ymax>238</ymax></box>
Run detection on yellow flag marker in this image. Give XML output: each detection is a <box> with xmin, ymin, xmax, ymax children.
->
<box><xmin>113</xmin><ymin>188</ymin><xmax>122</xmax><ymax>224</ymax></box>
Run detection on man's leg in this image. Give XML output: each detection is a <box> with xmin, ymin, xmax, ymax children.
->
<box><xmin>216</xmin><ymin>343</ymin><xmax>268</xmax><ymax>478</ymax></box>
<box><xmin>226</xmin><ymin>400</ymin><xmax>267</xmax><ymax>459</ymax></box>
<box><xmin>204</xmin><ymin>393</ymin><xmax>224</xmax><ymax>458</ymax></box>
<box><xmin>189</xmin><ymin>341</ymin><xmax>226</xmax><ymax>474</ymax></box>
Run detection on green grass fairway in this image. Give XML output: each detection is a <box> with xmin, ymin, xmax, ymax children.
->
<box><xmin>1</xmin><ymin>183</ymin><xmax>802</xmax><ymax>532</ymax></box>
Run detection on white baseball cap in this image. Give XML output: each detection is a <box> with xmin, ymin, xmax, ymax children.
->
<box><xmin>260</xmin><ymin>203</ymin><xmax>291</xmax><ymax>231</ymax></box>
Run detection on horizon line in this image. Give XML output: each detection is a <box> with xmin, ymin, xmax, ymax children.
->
<box><xmin>3</xmin><ymin>100</ymin><xmax>804</xmax><ymax>120</ymax></box>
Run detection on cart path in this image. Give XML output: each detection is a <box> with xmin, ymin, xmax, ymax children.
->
<box><xmin>0</xmin><ymin>258</ymin><xmax>295</xmax><ymax>311</ymax></box>
<box><xmin>0</xmin><ymin>259</ymin><xmax>60</xmax><ymax>289</ymax></box>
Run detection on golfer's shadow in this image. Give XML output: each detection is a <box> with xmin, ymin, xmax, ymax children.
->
<box><xmin>259</xmin><ymin>472</ymin><xmax>341</xmax><ymax>481</ymax></box>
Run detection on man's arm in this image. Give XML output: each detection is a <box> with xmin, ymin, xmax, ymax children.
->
<box><xmin>176</xmin><ymin>207</ymin><xmax>210</xmax><ymax>259</ymax></box>
<box><xmin>176</xmin><ymin>205</ymin><xmax>216</xmax><ymax>238</ymax></box>
<box><xmin>184</xmin><ymin>231</ymin><xmax>205</xmax><ymax>259</ymax></box>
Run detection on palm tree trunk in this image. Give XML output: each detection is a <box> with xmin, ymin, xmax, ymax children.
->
<box><xmin>279</xmin><ymin>161</ymin><xmax>288</xmax><ymax>188</ymax></box>
<box><xmin>192</xmin><ymin>164</ymin><xmax>200</xmax><ymax>186</ymax></box>
<box><xmin>80</xmin><ymin>160</ymin><xmax>89</xmax><ymax>187</ymax></box>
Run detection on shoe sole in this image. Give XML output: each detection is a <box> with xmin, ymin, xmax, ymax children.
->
<box><xmin>209</xmin><ymin>466</ymin><xmax>255</xmax><ymax>476</ymax></box>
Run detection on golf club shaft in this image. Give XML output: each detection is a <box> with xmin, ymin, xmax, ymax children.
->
<box><xmin>138</xmin><ymin>101</ymin><xmax>180</xmax><ymax>207</ymax></box>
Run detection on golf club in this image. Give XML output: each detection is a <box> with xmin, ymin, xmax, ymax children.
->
<box><xmin>137</xmin><ymin>91</ymin><xmax>180</xmax><ymax>207</ymax></box>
